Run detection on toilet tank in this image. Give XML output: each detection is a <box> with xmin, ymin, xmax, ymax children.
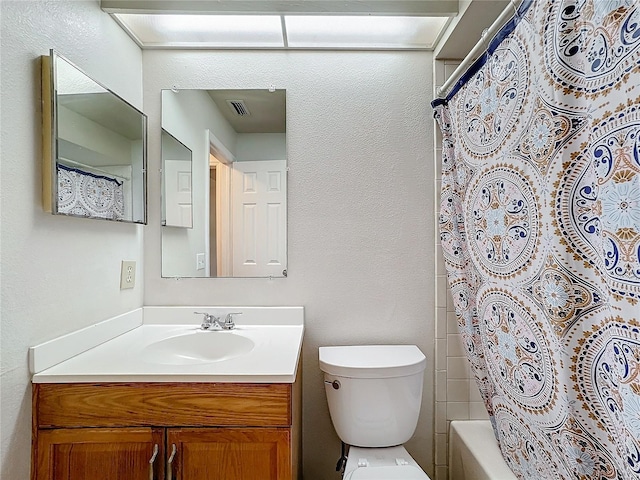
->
<box><xmin>319</xmin><ymin>345</ymin><xmax>426</xmax><ymax>448</ymax></box>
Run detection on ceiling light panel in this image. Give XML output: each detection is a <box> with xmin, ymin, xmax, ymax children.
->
<box><xmin>113</xmin><ymin>14</ymin><xmax>284</xmax><ymax>47</ymax></box>
<box><xmin>284</xmin><ymin>16</ymin><xmax>449</xmax><ymax>49</ymax></box>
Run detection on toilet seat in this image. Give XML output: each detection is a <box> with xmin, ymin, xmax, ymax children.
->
<box><xmin>345</xmin><ymin>465</ymin><xmax>430</xmax><ymax>479</ymax></box>
<box><xmin>343</xmin><ymin>446</ymin><xmax>431</xmax><ymax>480</ymax></box>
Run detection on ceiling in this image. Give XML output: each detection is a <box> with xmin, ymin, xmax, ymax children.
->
<box><xmin>102</xmin><ymin>1</ymin><xmax>458</xmax><ymax>16</ymax></box>
<box><xmin>435</xmin><ymin>0</ymin><xmax>511</xmax><ymax>59</ymax></box>
<box><xmin>206</xmin><ymin>89</ymin><xmax>286</xmax><ymax>133</ymax></box>
<box><xmin>102</xmin><ymin>0</ymin><xmax>459</xmax><ymax>50</ymax></box>
<box><xmin>101</xmin><ymin>0</ymin><xmax>510</xmax><ymax>56</ymax></box>
<box><xmin>102</xmin><ymin>0</ymin><xmax>514</xmax><ymax>55</ymax></box>
<box><xmin>59</xmin><ymin>93</ymin><xmax>144</xmax><ymax>140</ymax></box>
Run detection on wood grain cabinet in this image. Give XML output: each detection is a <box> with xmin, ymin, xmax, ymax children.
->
<box><xmin>167</xmin><ymin>428</ymin><xmax>290</xmax><ymax>480</ymax></box>
<box><xmin>32</xmin><ymin>379</ymin><xmax>301</xmax><ymax>480</ymax></box>
<box><xmin>36</xmin><ymin>428</ymin><xmax>164</xmax><ymax>480</ymax></box>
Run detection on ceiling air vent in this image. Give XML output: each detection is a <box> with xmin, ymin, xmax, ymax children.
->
<box><xmin>226</xmin><ymin>99</ymin><xmax>251</xmax><ymax>116</ymax></box>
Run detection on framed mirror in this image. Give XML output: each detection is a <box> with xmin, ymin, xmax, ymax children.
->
<box><xmin>41</xmin><ymin>50</ymin><xmax>147</xmax><ymax>223</ymax></box>
<box><xmin>162</xmin><ymin>129</ymin><xmax>193</xmax><ymax>228</ymax></box>
<box><xmin>161</xmin><ymin>88</ymin><xmax>287</xmax><ymax>278</ymax></box>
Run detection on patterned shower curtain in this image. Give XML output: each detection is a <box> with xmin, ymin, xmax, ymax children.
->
<box><xmin>432</xmin><ymin>0</ymin><xmax>640</xmax><ymax>478</ymax></box>
<box><xmin>57</xmin><ymin>163</ymin><xmax>125</xmax><ymax>220</ymax></box>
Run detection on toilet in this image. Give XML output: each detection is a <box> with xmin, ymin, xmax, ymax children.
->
<box><xmin>319</xmin><ymin>345</ymin><xmax>430</xmax><ymax>479</ymax></box>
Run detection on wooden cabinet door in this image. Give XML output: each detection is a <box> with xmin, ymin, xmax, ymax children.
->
<box><xmin>36</xmin><ymin>428</ymin><xmax>164</xmax><ymax>480</ymax></box>
<box><xmin>167</xmin><ymin>427</ymin><xmax>291</xmax><ymax>480</ymax></box>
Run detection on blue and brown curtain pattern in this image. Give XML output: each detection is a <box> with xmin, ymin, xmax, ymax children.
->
<box><xmin>433</xmin><ymin>0</ymin><xmax>640</xmax><ymax>478</ymax></box>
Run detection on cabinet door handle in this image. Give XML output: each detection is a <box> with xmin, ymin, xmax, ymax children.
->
<box><xmin>148</xmin><ymin>444</ymin><xmax>159</xmax><ymax>480</ymax></box>
<box><xmin>167</xmin><ymin>443</ymin><xmax>177</xmax><ymax>480</ymax></box>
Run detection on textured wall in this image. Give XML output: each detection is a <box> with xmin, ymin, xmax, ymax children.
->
<box><xmin>0</xmin><ymin>2</ymin><xmax>143</xmax><ymax>478</ymax></box>
<box><xmin>143</xmin><ymin>50</ymin><xmax>436</xmax><ymax>478</ymax></box>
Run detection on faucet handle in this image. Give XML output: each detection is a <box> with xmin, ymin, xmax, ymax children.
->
<box><xmin>194</xmin><ymin>311</ymin><xmax>219</xmax><ymax>329</ymax></box>
<box><xmin>223</xmin><ymin>312</ymin><xmax>242</xmax><ymax>330</ymax></box>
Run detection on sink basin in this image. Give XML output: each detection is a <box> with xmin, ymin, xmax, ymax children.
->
<box><xmin>142</xmin><ymin>331</ymin><xmax>255</xmax><ymax>365</ymax></box>
<box><xmin>30</xmin><ymin>307</ymin><xmax>304</xmax><ymax>383</ymax></box>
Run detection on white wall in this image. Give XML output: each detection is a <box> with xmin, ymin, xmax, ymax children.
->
<box><xmin>0</xmin><ymin>1</ymin><xmax>143</xmax><ymax>478</ymax></box>
<box><xmin>143</xmin><ymin>50</ymin><xmax>436</xmax><ymax>478</ymax></box>
<box><xmin>236</xmin><ymin>133</ymin><xmax>286</xmax><ymax>161</ymax></box>
<box><xmin>58</xmin><ymin>105</ymin><xmax>133</xmax><ymax>166</ymax></box>
<box><xmin>0</xmin><ymin>7</ymin><xmax>439</xmax><ymax>477</ymax></box>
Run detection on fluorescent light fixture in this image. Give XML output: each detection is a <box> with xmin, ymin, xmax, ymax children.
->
<box><xmin>113</xmin><ymin>14</ymin><xmax>284</xmax><ymax>47</ymax></box>
<box><xmin>286</xmin><ymin>16</ymin><xmax>449</xmax><ymax>49</ymax></box>
<box><xmin>111</xmin><ymin>13</ymin><xmax>451</xmax><ymax>50</ymax></box>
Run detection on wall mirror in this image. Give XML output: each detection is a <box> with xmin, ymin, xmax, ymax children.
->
<box><xmin>162</xmin><ymin>129</ymin><xmax>193</xmax><ymax>228</ymax></box>
<box><xmin>41</xmin><ymin>50</ymin><xmax>147</xmax><ymax>223</ymax></box>
<box><xmin>161</xmin><ymin>88</ymin><xmax>287</xmax><ymax>278</ymax></box>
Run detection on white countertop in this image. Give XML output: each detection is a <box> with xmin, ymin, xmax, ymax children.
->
<box><xmin>31</xmin><ymin>306</ymin><xmax>304</xmax><ymax>384</ymax></box>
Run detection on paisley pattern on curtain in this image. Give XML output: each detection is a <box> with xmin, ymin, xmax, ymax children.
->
<box><xmin>57</xmin><ymin>163</ymin><xmax>125</xmax><ymax>220</ymax></box>
<box><xmin>432</xmin><ymin>0</ymin><xmax>640</xmax><ymax>478</ymax></box>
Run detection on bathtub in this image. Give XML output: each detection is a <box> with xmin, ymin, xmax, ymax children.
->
<box><xmin>449</xmin><ymin>421</ymin><xmax>517</xmax><ymax>480</ymax></box>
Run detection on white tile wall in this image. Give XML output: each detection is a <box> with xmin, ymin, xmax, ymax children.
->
<box><xmin>433</xmin><ymin>59</ymin><xmax>489</xmax><ymax>480</ymax></box>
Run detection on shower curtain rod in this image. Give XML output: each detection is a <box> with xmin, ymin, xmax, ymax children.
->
<box><xmin>58</xmin><ymin>157</ymin><xmax>131</xmax><ymax>181</ymax></box>
<box><xmin>435</xmin><ymin>0</ymin><xmax>523</xmax><ymax>99</ymax></box>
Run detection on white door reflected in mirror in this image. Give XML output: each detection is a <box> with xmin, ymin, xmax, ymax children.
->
<box><xmin>162</xmin><ymin>129</ymin><xmax>193</xmax><ymax>228</ymax></box>
<box><xmin>161</xmin><ymin>89</ymin><xmax>287</xmax><ymax>278</ymax></box>
<box><xmin>164</xmin><ymin>161</ymin><xmax>192</xmax><ymax>227</ymax></box>
<box><xmin>232</xmin><ymin>160</ymin><xmax>287</xmax><ymax>278</ymax></box>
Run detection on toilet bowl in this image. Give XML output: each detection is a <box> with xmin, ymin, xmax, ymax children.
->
<box><xmin>319</xmin><ymin>345</ymin><xmax>430</xmax><ymax>479</ymax></box>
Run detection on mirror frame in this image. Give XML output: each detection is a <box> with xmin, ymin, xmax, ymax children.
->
<box><xmin>41</xmin><ymin>50</ymin><xmax>148</xmax><ymax>224</ymax></box>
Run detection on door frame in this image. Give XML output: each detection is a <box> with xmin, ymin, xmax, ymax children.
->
<box><xmin>207</xmin><ymin>129</ymin><xmax>234</xmax><ymax>277</ymax></box>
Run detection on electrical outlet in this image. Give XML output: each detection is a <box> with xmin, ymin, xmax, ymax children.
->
<box><xmin>120</xmin><ymin>261</ymin><xmax>136</xmax><ymax>289</ymax></box>
<box><xmin>196</xmin><ymin>253</ymin><xmax>206</xmax><ymax>271</ymax></box>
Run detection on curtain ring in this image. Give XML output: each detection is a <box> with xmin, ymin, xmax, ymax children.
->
<box><xmin>481</xmin><ymin>28</ymin><xmax>490</xmax><ymax>49</ymax></box>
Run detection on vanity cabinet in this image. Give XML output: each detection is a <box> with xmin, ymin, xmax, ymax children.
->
<box><xmin>32</xmin><ymin>380</ymin><xmax>301</xmax><ymax>480</ymax></box>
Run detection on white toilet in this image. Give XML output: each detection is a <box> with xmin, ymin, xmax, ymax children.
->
<box><xmin>319</xmin><ymin>345</ymin><xmax>430</xmax><ymax>479</ymax></box>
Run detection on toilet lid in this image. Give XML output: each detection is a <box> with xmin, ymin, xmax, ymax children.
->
<box><xmin>346</xmin><ymin>465</ymin><xmax>430</xmax><ymax>479</ymax></box>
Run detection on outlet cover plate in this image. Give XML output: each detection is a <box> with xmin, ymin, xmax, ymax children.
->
<box><xmin>120</xmin><ymin>261</ymin><xmax>136</xmax><ymax>289</ymax></box>
<box><xmin>196</xmin><ymin>253</ymin><xmax>206</xmax><ymax>271</ymax></box>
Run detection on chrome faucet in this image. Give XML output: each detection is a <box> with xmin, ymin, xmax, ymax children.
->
<box><xmin>222</xmin><ymin>312</ymin><xmax>242</xmax><ymax>330</ymax></box>
<box><xmin>194</xmin><ymin>312</ymin><xmax>222</xmax><ymax>330</ymax></box>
